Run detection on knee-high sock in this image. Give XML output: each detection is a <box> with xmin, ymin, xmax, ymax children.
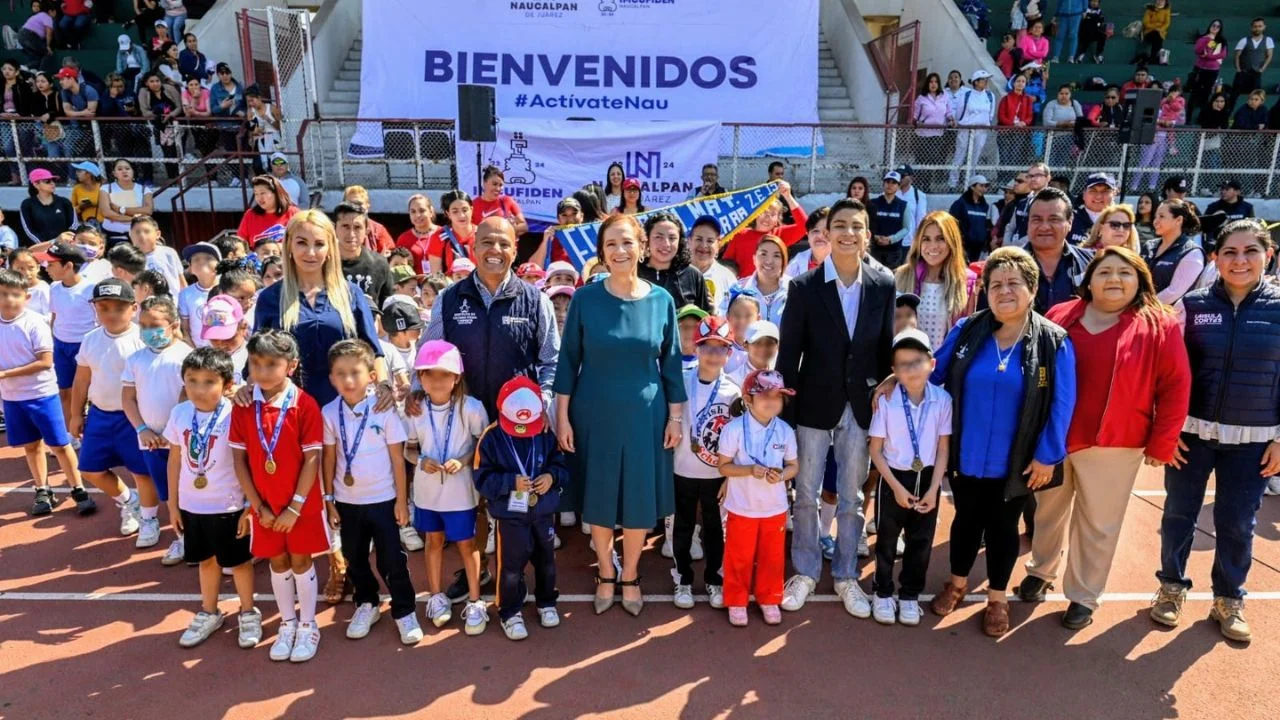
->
<box><xmin>270</xmin><ymin>569</ymin><xmax>296</xmax><ymax>622</ymax></box>
<box><xmin>295</xmin><ymin>567</ymin><xmax>319</xmax><ymax>624</ymax></box>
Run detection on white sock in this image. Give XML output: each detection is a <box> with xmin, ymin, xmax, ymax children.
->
<box><xmin>819</xmin><ymin>500</ymin><xmax>837</xmax><ymax>538</ymax></box>
<box><xmin>270</xmin><ymin>569</ymin><xmax>296</xmax><ymax>623</ymax></box>
<box><xmin>295</xmin><ymin>567</ymin><xmax>318</xmax><ymax>624</ymax></box>
<box><xmin>140</xmin><ymin>504</ymin><xmax>159</xmax><ymax>520</ymax></box>
<box><xmin>114</xmin><ymin>487</ymin><xmax>134</xmax><ymax>506</ymax></box>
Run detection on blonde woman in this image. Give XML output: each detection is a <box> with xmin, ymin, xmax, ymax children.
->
<box><xmin>894</xmin><ymin>211</ymin><xmax>978</xmax><ymax>349</ymax></box>
<box><xmin>1082</xmin><ymin>204</ymin><xmax>1142</xmax><ymax>253</ymax></box>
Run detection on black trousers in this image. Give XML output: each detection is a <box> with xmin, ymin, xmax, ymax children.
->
<box><xmin>870</xmin><ymin>243</ymin><xmax>905</xmax><ymax>270</ymax></box>
<box><xmin>1185</xmin><ymin>67</ymin><xmax>1219</xmax><ymax>123</ymax></box>
<box><xmin>873</xmin><ymin>469</ymin><xmax>939</xmax><ymax>600</ymax></box>
<box><xmin>336</xmin><ymin>499</ymin><xmax>415</xmax><ymax>619</ymax></box>
<box><xmin>674</xmin><ymin>474</ymin><xmax>725</xmax><ymax>586</ymax></box>
<box><xmin>495</xmin><ymin>514</ymin><xmax>558</xmax><ymax>621</ymax></box>
<box><xmin>947</xmin><ymin>474</ymin><xmax>1028</xmax><ymax>592</ymax></box>
<box><xmin>1137</xmin><ymin>31</ymin><xmax>1164</xmax><ymax>63</ymax></box>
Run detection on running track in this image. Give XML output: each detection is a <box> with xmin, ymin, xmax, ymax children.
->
<box><xmin>1</xmin><ymin>443</ymin><xmax>1279</xmax><ymax>720</ymax></box>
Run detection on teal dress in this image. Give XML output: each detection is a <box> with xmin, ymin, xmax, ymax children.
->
<box><xmin>553</xmin><ymin>280</ymin><xmax>688</xmax><ymax>529</ymax></box>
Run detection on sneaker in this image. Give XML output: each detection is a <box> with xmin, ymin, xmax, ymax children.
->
<box><xmin>70</xmin><ymin>487</ymin><xmax>97</xmax><ymax>515</ymax></box>
<box><xmin>1094</xmin><ymin>54</ymin><xmax>1104</xmax><ymax>64</ymax></box>
<box><xmin>553</xmin><ymin>532</ymin><xmax>562</xmax><ymax>549</ymax></box>
<box><xmin>399</xmin><ymin>525</ymin><xmax>425</xmax><ymax>551</ymax></box>
<box><xmin>396</xmin><ymin>613</ymin><xmax>424</xmax><ymax>645</ymax></box>
<box><xmin>501</xmin><ymin>613</ymin><xmax>528</xmax><ymax>641</ymax></box>
<box><xmin>1209</xmin><ymin>597</ymin><xmax>1251</xmax><ymax>642</ymax></box>
<box><xmin>761</xmin><ymin>605</ymin><xmax>782</xmax><ymax>625</ymax></box>
<box><xmin>135</xmin><ymin>517</ymin><xmax>161</xmax><ymax>548</ymax></box>
<box><xmin>781</xmin><ymin>575</ymin><xmax>816</xmax><ymax>612</ymax></box>
<box><xmin>1150</xmin><ymin>582</ymin><xmax>1187</xmax><ymax>627</ymax></box>
<box><xmin>1265</xmin><ymin>477</ymin><xmax>1280</xmax><ymax>496</ymax></box>
<box><xmin>898</xmin><ymin>599</ymin><xmax>922</xmax><ymax>627</ymax></box>
<box><xmin>673</xmin><ymin>584</ymin><xmax>695</xmax><ymax>609</ymax></box>
<box><xmin>237</xmin><ymin>608</ymin><xmax>262</xmax><ymax>647</ymax></box>
<box><xmin>728</xmin><ymin>607</ymin><xmax>749</xmax><ymax>626</ymax></box>
<box><xmin>30</xmin><ymin>487</ymin><xmax>61</xmax><ymax>516</ymax></box>
<box><xmin>559</xmin><ymin>511</ymin><xmax>576</xmax><ymax>527</ymax></box>
<box><xmin>427</xmin><ymin>592</ymin><xmax>452</xmax><ymax>628</ymax></box>
<box><xmin>819</xmin><ymin>535</ymin><xmax>836</xmax><ymax>561</ymax></box>
<box><xmin>345</xmin><ymin>602</ymin><xmax>381</xmax><ymax>639</ymax></box>
<box><xmin>118</xmin><ymin>495</ymin><xmax>141</xmax><ymax>536</ymax></box>
<box><xmin>179</xmin><ymin>610</ymin><xmax>224</xmax><ymax>648</ymax></box>
<box><xmin>462</xmin><ymin>600</ymin><xmax>488</xmax><ymax>636</ymax></box>
<box><xmin>690</xmin><ymin>526</ymin><xmax>704</xmax><ymax>561</ymax></box>
<box><xmin>485</xmin><ymin>517</ymin><xmax>497</xmax><ymax>555</ymax></box>
<box><xmin>872</xmin><ymin>596</ymin><xmax>897</xmax><ymax>625</ymax></box>
<box><xmin>834</xmin><ymin>578</ymin><xmax>872</xmax><ymax>619</ymax></box>
<box><xmin>161</xmin><ymin>538</ymin><xmax>186</xmax><ymax>566</ymax></box>
<box><xmin>581</xmin><ymin>522</ymin><xmax>591</xmax><ymax>535</ymax></box>
<box><xmin>865</xmin><ymin>517</ymin><xmax>877</xmax><ymax>535</ymax></box>
<box><xmin>446</xmin><ymin>565</ymin><xmax>492</xmax><ymax>604</ymax></box>
<box><xmin>707</xmin><ymin>584</ymin><xmax>725</xmax><ymax>609</ymax></box>
<box><xmin>289</xmin><ymin>622</ymin><xmax>320</xmax><ymax>662</ymax></box>
<box><xmin>538</xmin><ymin>607</ymin><xmax>560</xmax><ymax>628</ymax></box>
<box><xmin>857</xmin><ymin>531</ymin><xmax>870</xmax><ymax>558</ymax></box>
<box><xmin>269</xmin><ymin>620</ymin><xmax>297</xmax><ymax>661</ymax></box>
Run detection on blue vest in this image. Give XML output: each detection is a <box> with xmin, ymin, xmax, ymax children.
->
<box><xmin>1182</xmin><ymin>282</ymin><xmax>1280</xmax><ymax>427</ymax></box>
<box><xmin>1067</xmin><ymin>209</ymin><xmax>1094</xmax><ymax>246</ymax></box>
<box><xmin>1144</xmin><ymin>234</ymin><xmax>1203</xmax><ymax>295</ymax></box>
<box><xmin>437</xmin><ymin>275</ymin><xmax>543</xmax><ymax>418</ymax></box>
<box><xmin>869</xmin><ymin>195</ymin><xmax>908</xmax><ymax>238</ymax></box>
<box><xmin>952</xmin><ymin>195</ymin><xmax>991</xmax><ymax>247</ymax></box>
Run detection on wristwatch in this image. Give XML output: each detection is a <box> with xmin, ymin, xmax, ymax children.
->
<box><xmin>322</xmin><ymin>494</ymin><xmax>335</xmax><ymax>503</ymax></box>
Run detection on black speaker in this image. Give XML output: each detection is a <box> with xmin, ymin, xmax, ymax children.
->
<box><xmin>457</xmin><ymin>84</ymin><xmax>496</xmax><ymax>143</ymax></box>
<box><xmin>1120</xmin><ymin>89</ymin><xmax>1163</xmax><ymax>145</ymax></box>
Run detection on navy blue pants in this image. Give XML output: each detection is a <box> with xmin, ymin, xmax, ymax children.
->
<box><xmin>335</xmin><ymin>499</ymin><xmax>416</xmax><ymax>619</ymax></box>
<box><xmin>494</xmin><ymin>514</ymin><xmax>559</xmax><ymax>621</ymax></box>
<box><xmin>1158</xmin><ymin>434</ymin><xmax>1270</xmax><ymax>599</ymax></box>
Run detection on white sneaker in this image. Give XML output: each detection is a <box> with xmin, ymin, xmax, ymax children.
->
<box><xmin>581</xmin><ymin>522</ymin><xmax>591</xmax><ymax>535</ymax></box>
<box><xmin>345</xmin><ymin>602</ymin><xmax>381</xmax><ymax>639</ymax></box>
<box><xmin>538</xmin><ymin>607</ymin><xmax>560</xmax><ymax>628</ymax></box>
<box><xmin>426</xmin><ymin>592</ymin><xmax>452</xmax><ymax>628</ymax></box>
<box><xmin>289</xmin><ymin>622</ymin><xmax>320</xmax><ymax>662</ymax></box>
<box><xmin>857</xmin><ymin>530</ymin><xmax>871</xmax><ymax>558</ymax></box>
<box><xmin>553</xmin><ymin>532</ymin><xmax>562</xmax><ymax>549</ymax></box>
<box><xmin>781</xmin><ymin>575</ymin><xmax>816</xmax><ymax>612</ymax></box>
<box><xmin>161</xmin><ymin>538</ymin><xmax>185</xmax><ymax>566</ymax></box>
<box><xmin>559</xmin><ymin>511</ymin><xmax>577</xmax><ymax>527</ymax></box>
<box><xmin>399</xmin><ymin>525</ymin><xmax>425</xmax><ymax>551</ymax></box>
<box><xmin>269</xmin><ymin>620</ymin><xmax>297</xmax><ymax>661</ymax></box>
<box><xmin>135</xmin><ymin>517</ymin><xmax>161</xmax><ymax>548</ymax></box>
<box><xmin>898</xmin><ymin>599</ymin><xmax>922</xmax><ymax>627</ymax></box>
<box><xmin>462</xmin><ymin>600</ymin><xmax>488</xmax><ymax>636</ymax></box>
<box><xmin>872</xmin><ymin>596</ymin><xmax>897</xmax><ymax>625</ymax></box>
<box><xmin>661</xmin><ymin>516</ymin><xmax>674</xmax><ymax>558</ymax></box>
<box><xmin>485</xmin><ymin>517</ymin><xmax>497</xmax><ymax>555</ymax></box>
<box><xmin>834</xmin><ymin>578</ymin><xmax>873</xmax><ymax>619</ymax></box>
<box><xmin>396</xmin><ymin>613</ymin><xmax>423</xmax><ymax>644</ymax></box>
<box><xmin>238</xmin><ymin>608</ymin><xmax>263</xmax><ymax>648</ymax></box>
<box><xmin>690</xmin><ymin>525</ymin><xmax>704</xmax><ymax>561</ymax></box>
<box><xmin>178</xmin><ymin>610</ymin><xmax>224</xmax><ymax>647</ymax></box>
<box><xmin>501</xmin><ymin>613</ymin><xmax>528</xmax><ymax>640</ymax></box>
<box><xmin>1266</xmin><ymin>477</ymin><xmax>1280</xmax><ymax>496</ymax></box>
<box><xmin>707</xmin><ymin>584</ymin><xmax>725</xmax><ymax>609</ymax></box>
<box><xmin>673</xmin><ymin>584</ymin><xmax>695</xmax><ymax>609</ymax></box>
<box><xmin>118</xmin><ymin>495</ymin><xmax>141</xmax><ymax>536</ymax></box>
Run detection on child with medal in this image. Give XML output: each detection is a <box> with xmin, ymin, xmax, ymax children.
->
<box><xmin>867</xmin><ymin>328</ymin><xmax>953</xmax><ymax>627</ymax></box>
<box><xmin>228</xmin><ymin>330</ymin><xmax>329</xmax><ymax>663</ymax></box>
<box><xmin>474</xmin><ymin>375</ymin><xmax>570</xmax><ymax>641</ymax></box>
<box><xmin>320</xmin><ymin>340</ymin><xmax>420</xmax><ymax>645</ymax></box>
<box><xmin>162</xmin><ymin>348</ymin><xmax>259</xmax><ymax>650</ymax></box>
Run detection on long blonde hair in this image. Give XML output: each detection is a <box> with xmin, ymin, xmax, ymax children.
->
<box><xmin>1083</xmin><ymin>203</ymin><xmax>1142</xmax><ymax>253</ymax></box>
<box><xmin>894</xmin><ymin>211</ymin><xmax>971</xmax><ymax>320</ymax></box>
<box><xmin>279</xmin><ymin>209</ymin><xmax>357</xmax><ymax>336</ymax></box>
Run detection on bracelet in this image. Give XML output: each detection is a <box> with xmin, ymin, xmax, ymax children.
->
<box><xmin>291</xmin><ymin>493</ymin><xmax>307</xmax><ymax>505</ymax></box>
<box><xmin>667</xmin><ymin>416</ymin><xmax>684</xmax><ymax>424</ymax></box>
<box><xmin>284</xmin><ymin>506</ymin><xmax>301</xmax><ymax>517</ymax></box>
<box><xmin>135</xmin><ymin>423</ymin><xmax>150</xmax><ymax>434</ymax></box>
<box><xmin>322</xmin><ymin>494</ymin><xmax>335</xmax><ymax>503</ymax></box>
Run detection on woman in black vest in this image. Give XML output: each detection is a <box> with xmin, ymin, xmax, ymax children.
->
<box><xmin>1151</xmin><ymin>220</ymin><xmax>1280</xmax><ymax>644</ymax></box>
<box><xmin>639</xmin><ymin>212</ymin><xmax>711</xmax><ymax>313</ymax></box>
<box><xmin>1143</xmin><ymin>198</ymin><xmax>1205</xmax><ymax>308</ymax></box>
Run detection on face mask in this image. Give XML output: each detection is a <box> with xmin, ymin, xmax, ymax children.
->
<box><xmin>140</xmin><ymin>326</ymin><xmax>171</xmax><ymax>350</ymax></box>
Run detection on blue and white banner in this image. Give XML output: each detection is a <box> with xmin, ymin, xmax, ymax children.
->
<box><xmin>457</xmin><ymin>118</ymin><xmax>721</xmax><ymax>227</ymax></box>
<box><xmin>358</xmin><ymin>0</ymin><xmax>818</xmax><ymax>125</ymax></box>
<box><xmin>555</xmin><ymin>182</ymin><xmax>780</xmax><ymax>270</ymax></box>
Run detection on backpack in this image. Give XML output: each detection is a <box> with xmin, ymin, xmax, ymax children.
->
<box><xmin>960</xmin><ymin>88</ymin><xmax>995</xmax><ymax>121</ymax></box>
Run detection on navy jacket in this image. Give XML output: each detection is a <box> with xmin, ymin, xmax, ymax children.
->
<box><xmin>473</xmin><ymin>426</ymin><xmax>569</xmax><ymax>520</ymax></box>
<box><xmin>949</xmin><ymin>192</ymin><xmax>992</xmax><ymax>248</ymax></box>
<box><xmin>1182</xmin><ymin>281</ymin><xmax>1280</xmax><ymax>427</ymax></box>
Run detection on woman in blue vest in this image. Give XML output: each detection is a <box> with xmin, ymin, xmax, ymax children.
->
<box><xmin>1143</xmin><ymin>199</ymin><xmax>1205</xmax><ymax>309</ymax></box>
<box><xmin>1151</xmin><ymin>219</ymin><xmax>1280</xmax><ymax>645</ymax></box>
<box><xmin>555</xmin><ymin>213</ymin><xmax>687</xmax><ymax>617</ymax></box>
<box><xmin>948</xmin><ymin>175</ymin><xmax>993</xmax><ymax>262</ymax></box>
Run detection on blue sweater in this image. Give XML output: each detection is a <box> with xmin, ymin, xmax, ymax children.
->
<box><xmin>473</xmin><ymin>427</ymin><xmax>569</xmax><ymax>520</ymax></box>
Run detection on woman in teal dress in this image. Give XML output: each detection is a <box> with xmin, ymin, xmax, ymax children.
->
<box><xmin>555</xmin><ymin>214</ymin><xmax>687</xmax><ymax>617</ymax></box>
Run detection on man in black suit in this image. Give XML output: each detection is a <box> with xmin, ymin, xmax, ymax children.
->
<box><xmin>776</xmin><ymin>198</ymin><xmax>895</xmax><ymax>616</ymax></box>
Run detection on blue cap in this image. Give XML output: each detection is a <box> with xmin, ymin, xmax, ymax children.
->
<box><xmin>1085</xmin><ymin>172</ymin><xmax>1117</xmax><ymax>189</ymax></box>
<box><xmin>70</xmin><ymin>161</ymin><xmax>103</xmax><ymax>178</ymax></box>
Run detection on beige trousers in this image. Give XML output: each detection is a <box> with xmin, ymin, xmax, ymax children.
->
<box><xmin>1026</xmin><ymin>446</ymin><xmax>1145</xmax><ymax>610</ymax></box>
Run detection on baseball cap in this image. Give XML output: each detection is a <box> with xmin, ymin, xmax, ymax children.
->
<box><xmin>28</xmin><ymin>168</ymin><xmax>58</xmax><ymax>184</ymax></box>
<box><xmin>200</xmin><ymin>294</ymin><xmax>244</xmax><ymax>340</ymax></box>
<box><xmin>971</xmin><ymin>69</ymin><xmax>992</xmax><ymax>82</ymax></box>
<box><xmin>743</xmin><ymin>320</ymin><xmax>780</xmax><ymax>345</ymax></box>
<box><xmin>450</xmin><ymin>257</ymin><xmax>476</xmax><ymax>275</ymax></box>
<box><xmin>694</xmin><ymin>316</ymin><xmax>734</xmax><ymax>346</ymax></box>
<box><xmin>384</xmin><ymin>300</ymin><xmax>423</xmax><ymax>333</ymax></box>
<box><xmin>70</xmin><ymin>161</ymin><xmax>103</xmax><ymax>178</ymax></box>
<box><xmin>895</xmin><ymin>165</ymin><xmax>915</xmax><ymax>177</ymax></box>
<box><xmin>390</xmin><ymin>264</ymin><xmax>418</xmax><ymax>285</ymax></box>
<box><xmin>91</xmin><ymin>278</ymin><xmax>135</xmax><ymax>303</ymax></box>
<box><xmin>677</xmin><ymin>304</ymin><xmax>709</xmax><ymax>322</ymax></box>
<box><xmin>1085</xmin><ymin>172</ymin><xmax>1117</xmax><ymax>189</ymax></box>
<box><xmin>154</xmin><ymin>18</ymin><xmax>167</xmax><ymax>27</ymax></box>
<box><xmin>1162</xmin><ymin>175</ymin><xmax>1189</xmax><ymax>194</ymax></box>
<box><xmin>546</xmin><ymin>261</ymin><xmax>579</xmax><ymax>281</ymax></box>
<box><xmin>969</xmin><ymin>174</ymin><xmax>990</xmax><ymax>187</ymax></box>
<box><xmin>517</xmin><ymin>262</ymin><xmax>547</xmax><ymax>280</ymax></box>
<box><xmin>35</xmin><ymin>241</ymin><xmax>86</xmax><ymax>266</ymax></box>
<box><xmin>269</xmin><ymin>152</ymin><xmax>288</xmax><ymax>166</ymax></box>
<box><xmin>1003</xmin><ymin>179</ymin><xmax>1018</xmax><ymax>191</ymax></box>
<box><xmin>181</xmin><ymin>242</ymin><xmax>222</xmax><ymax>263</ymax></box>
<box><xmin>896</xmin><ymin>293</ymin><xmax>921</xmax><ymax>311</ymax></box>
<box><xmin>883</xmin><ymin>171</ymin><xmax>902</xmax><ymax>183</ymax></box>
<box><xmin>54</xmin><ymin>67</ymin><xmax>78</xmax><ymax>81</ymax></box>
<box><xmin>117</xmin><ymin>34</ymin><xmax>131</xmax><ymax>50</ymax></box>
<box><xmin>742</xmin><ymin>369</ymin><xmax>795</xmax><ymax>397</ymax></box>
<box><xmin>496</xmin><ymin>375</ymin><xmax>545</xmax><ymax>438</ymax></box>
<box><xmin>1221</xmin><ymin>178</ymin><xmax>1242</xmax><ymax>191</ymax></box>
<box><xmin>892</xmin><ymin>327</ymin><xmax>933</xmax><ymax>355</ymax></box>
<box><xmin>415</xmin><ymin>340</ymin><xmax>464</xmax><ymax>374</ymax></box>
<box><xmin>622</xmin><ymin>177</ymin><xmax>641</xmax><ymax>191</ymax></box>
<box><xmin>545</xmin><ymin>285</ymin><xmax>576</xmax><ymax>302</ymax></box>
<box><xmin>556</xmin><ymin>197</ymin><xmax>582</xmax><ymax>214</ymax></box>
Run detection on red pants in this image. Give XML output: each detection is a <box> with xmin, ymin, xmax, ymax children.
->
<box><xmin>722</xmin><ymin>510</ymin><xmax>786</xmax><ymax>607</ymax></box>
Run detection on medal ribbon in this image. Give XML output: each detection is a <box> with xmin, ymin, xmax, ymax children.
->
<box><xmin>254</xmin><ymin>386</ymin><xmax>294</xmax><ymax>464</ymax></box>
<box><xmin>745</xmin><ymin>413</ymin><xmax>778</xmax><ymax>468</ymax></box>
<box><xmin>189</xmin><ymin>400</ymin><xmax>225</xmax><ymax>478</ymax></box>
<box><xmin>503</xmin><ymin>433</ymin><xmax>542</xmax><ymax>480</ymax></box>
<box><xmin>899</xmin><ymin>384</ymin><xmax>924</xmax><ymax>469</ymax></box>
<box><xmin>427</xmin><ymin>401</ymin><xmax>456</xmax><ymax>464</ymax></box>
<box><xmin>689</xmin><ymin>373</ymin><xmax>723</xmax><ymax>448</ymax></box>
<box><xmin>338</xmin><ymin>396</ymin><xmax>372</xmax><ymax>479</ymax></box>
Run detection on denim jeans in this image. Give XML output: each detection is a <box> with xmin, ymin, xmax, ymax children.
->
<box><xmin>1051</xmin><ymin>14</ymin><xmax>1081</xmax><ymax>61</ymax></box>
<box><xmin>1158</xmin><ymin>433</ymin><xmax>1270</xmax><ymax>599</ymax></box>
<box><xmin>57</xmin><ymin>13</ymin><xmax>92</xmax><ymax>47</ymax></box>
<box><xmin>792</xmin><ymin>406</ymin><xmax>870</xmax><ymax>582</ymax></box>
<box><xmin>165</xmin><ymin>15</ymin><xmax>188</xmax><ymax>43</ymax></box>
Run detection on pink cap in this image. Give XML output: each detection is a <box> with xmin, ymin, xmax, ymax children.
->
<box><xmin>200</xmin><ymin>294</ymin><xmax>244</xmax><ymax>340</ymax></box>
<box><xmin>415</xmin><ymin>340</ymin><xmax>464</xmax><ymax>374</ymax></box>
<box><xmin>544</xmin><ymin>285</ymin><xmax>575</xmax><ymax>301</ymax></box>
<box><xmin>450</xmin><ymin>257</ymin><xmax>476</xmax><ymax>275</ymax></box>
<box><xmin>28</xmin><ymin>168</ymin><xmax>57</xmax><ymax>183</ymax></box>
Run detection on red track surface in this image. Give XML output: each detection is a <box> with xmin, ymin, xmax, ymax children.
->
<box><xmin>2</xmin><ymin>444</ymin><xmax>1279</xmax><ymax>720</ymax></box>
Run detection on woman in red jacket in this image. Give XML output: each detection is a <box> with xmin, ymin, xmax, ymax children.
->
<box><xmin>719</xmin><ymin>180</ymin><xmax>807</xmax><ymax>278</ymax></box>
<box><xmin>1019</xmin><ymin>246</ymin><xmax>1191</xmax><ymax>630</ymax></box>
<box><xmin>997</xmin><ymin>74</ymin><xmax>1036</xmax><ymax>173</ymax></box>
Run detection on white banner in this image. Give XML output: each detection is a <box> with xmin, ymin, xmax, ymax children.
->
<box><xmin>358</xmin><ymin>0</ymin><xmax>817</xmax><ymax>124</ymax></box>
<box><xmin>457</xmin><ymin>119</ymin><xmax>721</xmax><ymax>226</ymax></box>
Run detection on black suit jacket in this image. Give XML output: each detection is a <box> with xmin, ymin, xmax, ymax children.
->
<box><xmin>776</xmin><ymin>259</ymin><xmax>895</xmax><ymax>431</ymax></box>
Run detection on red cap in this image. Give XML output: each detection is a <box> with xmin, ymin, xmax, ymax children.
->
<box><xmin>54</xmin><ymin>67</ymin><xmax>79</xmax><ymax>81</ymax></box>
<box><xmin>622</xmin><ymin>177</ymin><xmax>641</xmax><ymax>191</ymax></box>
<box><xmin>742</xmin><ymin>369</ymin><xmax>795</xmax><ymax>397</ymax></box>
<box><xmin>694</xmin><ymin>316</ymin><xmax>734</xmax><ymax>346</ymax></box>
<box><xmin>496</xmin><ymin>375</ymin><xmax>545</xmax><ymax>438</ymax></box>
<box><xmin>517</xmin><ymin>262</ymin><xmax>546</xmax><ymax>279</ymax></box>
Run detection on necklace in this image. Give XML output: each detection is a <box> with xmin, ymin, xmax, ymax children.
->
<box><xmin>994</xmin><ymin>317</ymin><xmax>1029</xmax><ymax>373</ymax></box>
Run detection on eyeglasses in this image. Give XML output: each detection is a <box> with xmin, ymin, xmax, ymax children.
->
<box><xmin>1105</xmin><ymin>221</ymin><xmax>1134</xmax><ymax>231</ymax></box>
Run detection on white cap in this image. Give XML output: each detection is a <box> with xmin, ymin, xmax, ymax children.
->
<box><xmin>117</xmin><ymin>34</ymin><xmax>131</xmax><ymax>50</ymax></box>
<box><xmin>971</xmin><ymin>69</ymin><xmax>993</xmax><ymax>82</ymax></box>
<box><xmin>546</xmin><ymin>260</ymin><xmax>579</xmax><ymax>279</ymax></box>
<box><xmin>743</xmin><ymin>320</ymin><xmax>780</xmax><ymax>344</ymax></box>
<box><xmin>969</xmin><ymin>174</ymin><xmax>990</xmax><ymax>187</ymax></box>
<box><xmin>892</xmin><ymin>327</ymin><xmax>933</xmax><ymax>354</ymax></box>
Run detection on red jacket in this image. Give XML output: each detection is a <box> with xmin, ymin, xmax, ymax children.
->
<box><xmin>721</xmin><ymin>206</ymin><xmax>808</xmax><ymax>278</ymax></box>
<box><xmin>367</xmin><ymin>218</ymin><xmax>395</xmax><ymax>254</ymax></box>
<box><xmin>1047</xmin><ymin>299</ymin><xmax>1191</xmax><ymax>462</ymax></box>
<box><xmin>997</xmin><ymin>92</ymin><xmax>1034</xmax><ymax>126</ymax></box>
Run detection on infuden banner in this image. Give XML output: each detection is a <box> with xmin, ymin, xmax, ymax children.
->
<box><xmin>554</xmin><ymin>182</ymin><xmax>781</xmax><ymax>271</ymax></box>
<box><xmin>456</xmin><ymin>118</ymin><xmax>721</xmax><ymax>227</ymax></box>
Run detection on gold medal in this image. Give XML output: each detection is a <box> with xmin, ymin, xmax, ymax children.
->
<box><xmin>911</xmin><ymin>457</ymin><xmax>924</xmax><ymax>472</ymax></box>
<box><xmin>691</xmin><ymin>441</ymin><xmax>702</xmax><ymax>455</ymax></box>
<box><xmin>264</xmin><ymin>458</ymin><xmax>277</xmax><ymax>474</ymax></box>
<box><xmin>528</xmin><ymin>492</ymin><xmax>539</xmax><ymax>508</ymax></box>
<box><xmin>343</xmin><ymin>472</ymin><xmax>355</xmax><ymax>487</ymax></box>
<box><xmin>193</xmin><ymin>474</ymin><xmax>208</xmax><ymax>490</ymax></box>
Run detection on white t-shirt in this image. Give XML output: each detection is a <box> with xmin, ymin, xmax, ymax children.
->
<box><xmin>674</xmin><ymin>369</ymin><xmax>741</xmax><ymax>480</ymax></box>
<box><xmin>121</xmin><ymin>341</ymin><xmax>192</xmax><ymax>431</ymax></box>
<box><xmin>77</xmin><ymin>325</ymin><xmax>145</xmax><ymax>411</ymax></box>
<box><xmin>322</xmin><ymin>395</ymin><xmax>409</xmax><ymax>505</ymax></box>
<box><xmin>228</xmin><ymin>342</ymin><xmax>248</xmax><ymax>385</ymax></box>
<box><xmin>177</xmin><ymin>283</ymin><xmax>214</xmax><ymax>348</ymax></box>
<box><xmin>717</xmin><ymin>412</ymin><xmax>797</xmax><ymax>518</ymax></box>
<box><xmin>101</xmin><ymin>182</ymin><xmax>150</xmax><ymax>234</ymax></box>
<box><xmin>406</xmin><ymin>395</ymin><xmax>488</xmax><ymax>512</ymax></box>
<box><xmin>699</xmin><ymin>261</ymin><xmax>739</xmax><ymax>315</ymax></box>
<box><xmin>145</xmin><ymin>245</ymin><xmax>184</xmax><ymax>295</ymax></box>
<box><xmin>378</xmin><ymin>339</ymin><xmax>409</xmax><ymax>380</ymax></box>
<box><xmin>0</xmin><ymin>309</ymin><xmax>58</xmax><ymax>401</ymax></box>
<box><xmin>82</xmin><ymin>259</ymin><xmax>113</xmax><ymax>284</ymax></box>
<box><xmin>1236</xmin><ymin>36</ymin><xmax>1276</xmax><ymax>51</ymax></box>
<box><xmin>726</xmin><ymin>354</ymin><xmax>771</xmax><ymax>390</ymax></box>
<box><xmin>163</xmin><ymin>400</ymin><xmax>242</xmax><ymax>514</ymax></box>
<box><xmin>28</xmin><ymin>281</ymin><xmax>51</xmax><ymax>320</ymax></box>
<box><xmin>49</xmin><ymin>277</ymin><xmax>98</xmax><ymax>343</ymax></box>
<box><xmin>869</xmin><ymin>382</ymin><xmax>953</xmax><ymax>471</ymax></box>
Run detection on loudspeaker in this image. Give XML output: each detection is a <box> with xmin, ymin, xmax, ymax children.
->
<box><xmin>457</xmin><ymin>84</ymin><xmax>496</xmax><ymax>143</ymax></box>
<box><xmin>1120</xmin><ymin>89</ymin><xmax>1163</xmax><ymax>145</ymax></box>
